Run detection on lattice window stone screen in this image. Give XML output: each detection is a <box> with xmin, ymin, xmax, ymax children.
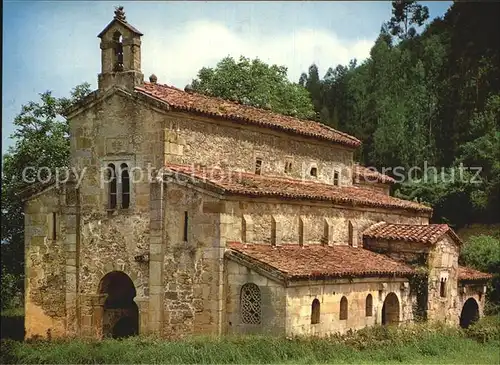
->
<box><xmin>240</xmin><ymin>283</ymin><xmax>262</xmax><ymax>324</ymax></box>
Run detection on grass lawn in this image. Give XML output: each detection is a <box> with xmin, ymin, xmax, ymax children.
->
<box><xmin>1</xmin><ymin>317</ymin><xmax>499</xmax><ymax>364</ymax></box>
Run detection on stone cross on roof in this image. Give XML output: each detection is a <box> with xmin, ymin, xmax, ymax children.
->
<box><xmin>114</xmin><ymin>6</ymin><xmax>126</xmax><ymax>22</ymax></box>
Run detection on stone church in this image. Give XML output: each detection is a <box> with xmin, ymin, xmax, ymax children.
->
<box><xmin>23</xmin><ymin>8</ymin><xmax>491</xmax><ymax>339</ymax></box>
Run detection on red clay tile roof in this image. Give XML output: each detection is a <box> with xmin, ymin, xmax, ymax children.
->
<box><xmin>363</xmin><ymin>222</ymin><xmax>462</xmax><ymax>245</ymax></box>
<box><xmin>164</xmin><ymin>164</ymin><xmax>432</xmax><ymax>214</ymax></box>
<box><xmin>226</xmin><ymin>242</ymin><xmax>415</xmax><ymax>280</ymax></box>
<box><xmin>458</xmin><ymin>266</ymin><xmax>493</xmax><ymax>281</ymax></box>
<box><xmin>353</xmin><ymin>165</ymin><xmax>396</xmax><ymax>184</ymax></box>
<box><xmin>135</xmin><ymin>82</ymin><xmax>361</xmax><ymax>148</ymax></box>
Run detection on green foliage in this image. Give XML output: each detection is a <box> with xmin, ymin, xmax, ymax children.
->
<box><xmin>1</xmin><ymin>83</ymin><xmax>91</xmax><ymax>308</ymax></box>
<box><xmin>409</xmin><ymin>272</ymin><xmax>429</xmax><ymax>321</ymax></box>
<box><xmin>456</xmin><ymin>95</ymin><xmax>500</xmax><ymax>222</ymax></box>
<box><xmin>394</xmin><ymin>168</ymin><xmax>487</xmax><ymax>227</ymax></box>
<box><xmin>386</xmin><ymin>0</ymin><xmax>430</xmax><ymax>40</ymax></box>
<box><xmin>2</xmin><ymin>321</ymin><xmax>499</xmax><ymax>364</ymax></box>
<box><xmin>299</xmin><ymin>2</ymin><xmax>500</xmax><ymax>227</ymax></box>
<box><xmin>190</xmin><ymin>56</ymin><xmax>315</xmax><ymax>119</ymax></box>
<box><xmin>464</xmin><ymin>315</ymin><xmax>500</xmax><ymax>343</ymax></box>
<box><xmin>460</xmin><ymin>235</ymin><xmax>500</xmax><ymax>273</ymax></box>
<box><xmin>460</xmin><ymin>235</ymin><xmax>500</xmax><ymax>312</ymax></box>
<box><xmin>0</xmin><ymin>268</ymin><xmax>22</xmax><ymax>310</ymax></box>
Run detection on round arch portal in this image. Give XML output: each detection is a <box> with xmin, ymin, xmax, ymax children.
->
<box><xmin>382</xmin><ymin>292</ymin><xmax>400</xmax><ymax>325</ymax></box>
<box><xmin>459</xmin><ymin>298</ymin><xmax>479</xmax><ymax>329</ymax></box>
<box><xmin>98</xmin><ymin>271</ymin><xmax>139</xmax><ymax>338</ymax></box>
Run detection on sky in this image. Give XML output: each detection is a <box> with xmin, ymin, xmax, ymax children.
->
<box><xmin>2</xmin><ymin>1</ymin><xmax>452</xmax><ymax>153</ymax></box>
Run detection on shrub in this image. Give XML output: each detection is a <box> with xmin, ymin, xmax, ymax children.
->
<box><xmin>0</xmin><ymin>269</ymin><xmax>22</xmax><ymax>311</ymax></box>
<box><xmin>464</xmin><ymin>315</ymin><xmax>500</xmax><ymax>343</ymax></box>
<box><xmin>1</xmin><ymin>321</ymin><xmax>499</xmax><ymax>364</ymax></box>
<box><xmin>460</xmin><ymin>234</ymin><xmax>500</xmax><ymax>313</ymax></box>
<box><xmin>460</xmin><ymin>235</ymin><xmax>500</xmax><ymax>273</ymax></box>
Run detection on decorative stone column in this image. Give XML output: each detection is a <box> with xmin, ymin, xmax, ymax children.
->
<box><xmin>134</xmin><ymin>297</ymin><xmax>149</xmax><ymax>335</ymax></box>
<box><xmin>63</xmin><ymin>180</ymin><xmax>80</xmax><ymax>336</ymax></box>
<box><xmin>148</xmin><ymin>179</ymin><xmax>165</xmax><ymax>335</ymax></box>
<box><xmin>90</xmin><ymin>294</ymin><xmax>107</xmax><ymax>339</ymax></box>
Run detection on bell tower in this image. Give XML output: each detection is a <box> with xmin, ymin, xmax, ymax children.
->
<box><xmin>97</xmin><ymin>6</ymin><xmax>144</xmax><ymax>92</ymax></box>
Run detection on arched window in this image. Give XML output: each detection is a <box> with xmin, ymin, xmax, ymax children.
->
<box><xmin>120</xmin><ymin>163</ymin><xmax>130</xmax><ymax>209</ymax></box>
<box><xmin>365</xmin><ymin>294</ymin><xmax>373</xmax><ymax>317</ymax></box>
<box><xmin>113</xmin><ymin>31</ymin><xmax>124</xmax><ymax>71</ymax></box>
<box><xmin>310</xmin><ymin>167</ymin><xmax>318</xmax><ymax>177</ymax></box>
<box><xmin>108</xmin><ymin>163</ymin><xmax>117</xmax><ymax>210</ymax></box>
<box><xmin>440</xmin><ymin>278</ymin><xmax>447</xmax><ymax>297</ymax></box>
<box><xmin>340</xmin><ymin>296</ymin><xmax>348</xmax><ymax>320</ymax></box>
<box><xmin>311</xmin><ymin>298</ymin><xmax>320</xmax><ymax>324</ymax></box>
<box><xmin>240</xmin><ymin>283</ymin><xmax>261</xmax><ymax>324</ymax></box>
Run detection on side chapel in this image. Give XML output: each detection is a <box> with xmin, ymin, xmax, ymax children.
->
<box><xmin>22</xmin><ymin>7</ymin><xmax>491</xmax><ymax>339</ymax></box>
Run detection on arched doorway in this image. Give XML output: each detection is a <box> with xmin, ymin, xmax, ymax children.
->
<box><xmin>460</xmin><ymin>298</ymin><xmax>479</xmax><ymax>328</ymax></box>
<box><xmin>382</xmin><ymin>292</ymin><xmax>400</xmax><ymax>325</ymax></box>
<box><xmin>99</xmin><ymin>271</ymin><xmax>139</xmax><ymax>338</ymax></box>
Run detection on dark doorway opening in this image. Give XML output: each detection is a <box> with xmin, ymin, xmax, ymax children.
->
<box><xmin>459</xmin><ymin>298</ymin><xmax>479</xmax><ymax>329</ymax></box>
<box><xmin>382</xmin><ymin>292</ymin><xmax>400</xmax><ymax>325</ymax></box>
<box><xmin>99</xmin><ymin>271</ymin><xmax>139</xmax><ymax>338</ymax></box>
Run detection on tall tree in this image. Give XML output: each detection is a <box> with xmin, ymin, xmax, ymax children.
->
<box><xmin>386</xmin><ymin>0</ymin><xmax>429</xmax><ymax>40</ymax></box>
<box><xmin>297</xmin><ymin>2</ymin><xmax>500</xmax><ymax>227</ymax></box>
<box><xmin>299</xmin><ymin>64</ymin><xmax>322</xmax><ymax>120</ymax></box>
<box><xmin>1</xmin><ymin>83</ymin><xmax>91</xmax><ymax>288</ymax></box>
<box><xmin>434</xmin><ymin>2</ymin><xmax>500</xmax><ymax>165</ymax></box>
<box><xmin>190</xmin><ymin>56</ymin><xmax>315</xmax><ymax>119</ymax></box>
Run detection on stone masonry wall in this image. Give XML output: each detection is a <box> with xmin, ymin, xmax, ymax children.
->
<box><xmin>69</xmin><ymin>92</ymin><xmax>167</xmax><ymax>336</ymax></box>
<box><xmin>286</xmin><ymin>278</ymin><xmax>413</xmax><ymax>336</ymax></box>
<box><xmin>354</xmin><ymin>181</ymin><xmax>391</xmax><ymax>195</ymax></box>
<box><xmin>220</xmin><ymin>198</ymin><xmax>428</xmax><ymax>246</ymax></box>
<box><xmin>225</xmin><ymin>260</ymin><xmax>286</xmax><ymax>335</ymax></box>
<box><xmin>364</xmin><ymin>235</ymin><xmax>461</xmax><ymax>324</ymax></box>
<box><xmin>163</xmin><ymin>113</ymin><xmax>354</xmax><ymax>186</ymax></box>
<box><xmin>162</xmin><ymin>183</ymin><xmax>223</xmax><ymax>337</ymax></box>
<box><xmin>24</xmin><ymin>188</ymin><xmax>66</xmax><ymax>339</ymax></box>
<box><xmin>426</xmin><ymin>235</ymin><xmax>459</xmax><ymax>324</ymax></box>
<box><xmin>363</xmin><ymin>239</ymin><xmax>429</xmax><ymax>265</ymax></box>
<box><xmin>457</xmin><ymin>285</ymin><xmax>487</xmax><ymax>321</ymax></box>
<box><xmin>98</xmin><ymin>21</ymin><xmax>143</xmax><ymax>92</ymax></box>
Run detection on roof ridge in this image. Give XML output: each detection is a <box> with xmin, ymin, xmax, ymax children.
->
<box><xmin>376</xmin><ymin>222</ymin><xmax>448</xmax><ymax>227</ymax></box>
<box><xmin>362</xmin><ymin>222</ymin><xmax>457</xmax><ymax>245</ymax></box>
<box><xmin>164</xmin><ymin>164</ymin><xmax>432</xmax><ymax>213</ymax></box>
<box><xmin>139</xmin><ymin>82</ymin><xmax>361</xmax><ymax>146</ymax></box>
<box><xmin>352</xmin><ymin>165</ymin><xmax>396</xmax><ymax>184</ymax></box>
<box><xmin>226</xmin><ymin>242</ymin><xmax>415</xmax><ymax>280</ymax></box>
<box><xmin>164</xmin><ymin>162</ymin><xmax>369</xmax><ymax>190</ymax></box>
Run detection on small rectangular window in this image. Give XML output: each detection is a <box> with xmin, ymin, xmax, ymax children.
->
<box><xmin>52</xmin><ymin>212</ymin><xmax>57</xmax><ymax>241</ymax></box>
<box><xmin>121</xmin><ymin>163</ymin><xmax>130</xmax><ymax>209</ymax></box>
<box><xmin>47</xmin><ymin>213</ymin><xmax>57</xmax><ymax>241</ymax></box>
<box><xmin>285</xmin><ymin>161</ymin><xmax>292</xmax><ymax>174</ymax></box>
<box><xmin>183</xmin><ymin>211</ymin><xmax>188</xmax><ymax>242</ymax></box>
<box><xmin>440</xmin><ymin>278</ymin><xmax>447</xmax><ymax>297</ymax></box>
<box><xmin>333</xmin><ymin>170</ymin><xmax>340</xmax><ymax>186</ymax></box>
<box><xmin>108</xmin><ymin>164</ymin><xmax>117</xmax><ymax>210</ymax></box>
<box><xmin>255</xmin><ymin>158</ymin><xmax>263</xmax><ymax>175</ymax></box>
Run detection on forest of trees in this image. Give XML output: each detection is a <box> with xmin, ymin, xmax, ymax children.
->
<box><xmin>190</xmin><ymin>2</ymin><xmax>500</xmax><ymax>228</ymax></box>
<box><xmin>1</xmin><ymin>1</ymin><xmax>499</xmax><ymax>309</ymax></box>
<box><xmin>296</xmin><ymin>1</ymin><xmax>500</xmax><ymax>228</ymax></box>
